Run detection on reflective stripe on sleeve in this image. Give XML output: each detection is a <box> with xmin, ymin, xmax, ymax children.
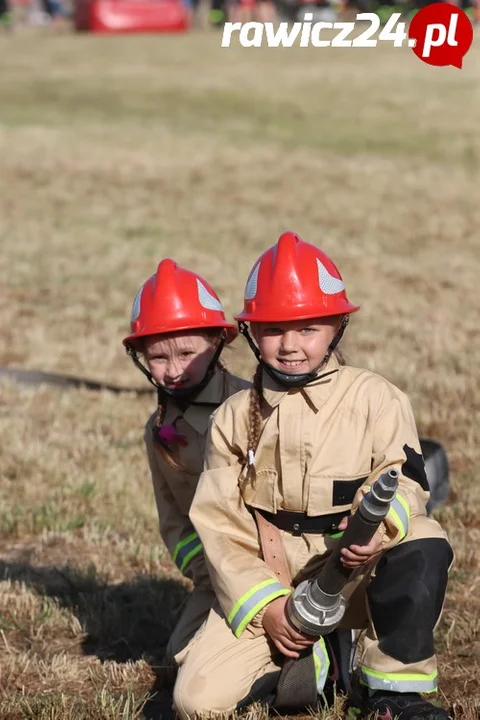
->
<box><xmin>172</xmin><ymin>532</ymin><xmax>203</xmax><ymax>574</ymax></box>
<box><xmin>387</xmin><ymin>493</ymin><xmax>410</xmax><ymax>540</ymax></box>
<box><xmin>228</xmin><ymin>579</ymin><xmax>290</xmax><ymax>638</ymax></box>
<box><xmin>362</xmin><ymin>485</ymin><xmax>410</xmax><ymax>540</ymax></box>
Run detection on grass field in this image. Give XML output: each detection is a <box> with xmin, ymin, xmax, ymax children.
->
<box><xmin>0</xmin><ymin>22</ymin><xmax>479</xmax><ymax>720</ymax></box>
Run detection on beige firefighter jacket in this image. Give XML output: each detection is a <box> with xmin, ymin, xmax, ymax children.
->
<box><xmin>144</xmin><ymin>367</ymin><xmax>250</xmax><ymax>587</ymax></box>
<box><xmin>190</xmin><ymin>354</ymin><xmax>431</xmax><ymax>637</ymax></box>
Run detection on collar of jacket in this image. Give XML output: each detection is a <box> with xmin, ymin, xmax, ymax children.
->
<box><xmin>261</xmin><ymin>353</ymin><xmax>341</xmax><ymax>411</ymax></box>
<box><xmin>162</xmin><ymin>367</ymin><xmax>226</xmax><ymax>436</ymax></box>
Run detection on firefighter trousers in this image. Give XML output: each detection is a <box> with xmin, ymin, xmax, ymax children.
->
<box><xmin>164</xmin><ymin>584</ymin><xmax>216</xmax><ymax>666</ymax></box>
<box><xmin>173</xmin><ymin>515</ymin><xmax>453</xmax><ymax>719</ymax></box>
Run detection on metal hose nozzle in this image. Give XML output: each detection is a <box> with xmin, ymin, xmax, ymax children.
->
<box><xmin>287</xmin><ymin>468</ymin><xmax>400</xmax><ymax>636</ymax></box>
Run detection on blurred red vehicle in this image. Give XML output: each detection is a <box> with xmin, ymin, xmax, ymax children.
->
<box><xmin>74</xmin><ymin>0</ymin><xmax>190</xmax><ymax>33</ymax></box>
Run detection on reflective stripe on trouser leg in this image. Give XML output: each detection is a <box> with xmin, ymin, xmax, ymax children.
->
<box><xmin>359</xmin><ymin>666</ymin><xmax>438</xmax><ymax>693</ymax></box>
<box><xmin>358</xmin><ymin>533</ymin><xmax>453</xmax><ymax>694</ymax></box>
<box><xmin>313</xmin><ymin>637</ymin><xmax>330</xmax><ymax>694</ymax></box>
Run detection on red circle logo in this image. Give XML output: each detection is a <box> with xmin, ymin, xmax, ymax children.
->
<box><xmin>408</xmin><ymin>2</ymin><xmax>473</xmax><ymax>68</ymax></box>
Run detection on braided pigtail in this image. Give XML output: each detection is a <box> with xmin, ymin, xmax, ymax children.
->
<box><xmin>155</xmin><ymin>395</ymin><xmax>167</xmax><ymax>435</ymax></box>
<box><xmin>216</xmin><ymin>357</ymin><xmax>229</xmax><ymax>398</ymax></box>
<box><xmin>333</xmin><ymin>347</ymin><xmax>347</xmax><ymax>366</ymax></box>
<box><xmin>242</xmin><ymin>363</ymin><xmax>264</xmax><ymax>489</ymax></box>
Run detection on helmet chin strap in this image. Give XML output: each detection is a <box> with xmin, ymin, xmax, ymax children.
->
<box><xmin>126</xmin><ymin>331</ymin><xmax>227</xmax><ymax>405</ymax></box>
<box><xmin>238</xmin><ymin>316</ymin><xmax>349</xmax><ymax>389</ymax></box>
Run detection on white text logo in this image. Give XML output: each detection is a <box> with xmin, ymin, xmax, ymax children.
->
<box><xmin>220</xmin><ymin>9</ymin><xmax>470</xmax><ymax>64</ymax></box>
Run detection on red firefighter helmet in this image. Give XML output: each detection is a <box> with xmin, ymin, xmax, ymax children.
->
<box><xmin>235</xmin><ymin>231</ymin><xmax>360</xmax><ymax>323</ymax></box>
<box><xmin>123</xmin><ymin>259</ymin><xmax>237</xmax><ymax>347</ymax></box>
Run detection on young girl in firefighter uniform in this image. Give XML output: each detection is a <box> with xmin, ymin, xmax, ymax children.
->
<box><xmin>173</xmin><ymin>233</ymin><xmax>453</xmax><ymax>720</ymax></box>
<box><xmin>123</xmin><ymin>259</ymin><xmax>249</xmax><ymax>673</ymax></box>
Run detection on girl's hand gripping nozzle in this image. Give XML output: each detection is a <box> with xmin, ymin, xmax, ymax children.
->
<box><xmin>287</xmin><ymin>468</ymin><xmax>399</xmax><ymax>637</ymax></box>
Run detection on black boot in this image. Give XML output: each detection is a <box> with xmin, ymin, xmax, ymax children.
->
<box><xmin>361</xmin><ymin>691</ymin><xmax>452</xmax><ymax>719</ymax></box>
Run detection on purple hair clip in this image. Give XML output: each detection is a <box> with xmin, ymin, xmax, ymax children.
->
<box><xmin>157</xmin><ymin>424</ymin><xmax>188</xmax><ymax>447</ymax></box>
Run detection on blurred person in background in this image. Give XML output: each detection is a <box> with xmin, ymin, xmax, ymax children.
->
<box><xmin>255</xmin><ymin>0</ymin><xmax>277</xmax><ymax>22</ymax></box>
<box><xmin>209</xmin><ymin>0</ymin><xmax>226</xmax><ymax>27</ymax></box>
<box><xmin>41</xmin><ymin>0</ymin><xmax>68</xmax><ymax>25</ymax></box>
<box><xmin>227</xmin><ymin>0</ymin><xmax>276</xmax><ymax>23</ymax></box>
<box><xmin>183</xmin><ymin>0</ymin><xmax>199</xmax><ymax>28</ymax></box>
<box><xmin>0</xmin><ymin>0</ymin><xmax>13</xmax><ymax>31</ymax></box>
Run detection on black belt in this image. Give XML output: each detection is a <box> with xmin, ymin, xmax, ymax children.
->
<box><xmin>255</xmin><ymin>508</ymin><xmax>351</xmax><ymax>537</ymax></box>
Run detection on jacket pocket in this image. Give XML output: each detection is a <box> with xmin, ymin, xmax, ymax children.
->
<box><xmin>307</xmin><ymin>472</ymin><xmax>370</xmax><ymax>515</ymax></box>
<box><xmin>332</xmin><ymin>475</ymin><xmax>369</xmax><ymax>506</ymax></box>
<box><xmin>240</xmin><ymin>469</ymin><xmax>281</xmax><ymax>513</ymax></box>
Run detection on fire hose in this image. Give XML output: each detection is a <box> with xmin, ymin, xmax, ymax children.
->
<box><xmin>287</xmin><ymin>468</ymin><xmax>399</xmax><ymax>637</ymax></box>
<box><xmin>274</xmin><ymin>469</ymin><xmax>399</xmax><ymax>709</ymax></box>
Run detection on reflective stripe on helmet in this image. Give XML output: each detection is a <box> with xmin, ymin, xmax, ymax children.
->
<box><xmin>131</xmin><ymin>277</ymin><xmax>154</xmax><ymax>323</ymax></box>
<box><xmin>197</xmin><ymin>279</ymin><xmax>225</xmax><ymax>312</ymax></box>
<box><xmin>245</xmin><ymin>262</ymin><xmax>260</xmax><ymax>300</ymax></box>
<box><xmin>317</xmin><ymin>258</ymin><xmax>345</xmax><ymax>295</ymax></box>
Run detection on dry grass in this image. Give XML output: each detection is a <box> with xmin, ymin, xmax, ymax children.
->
<box><xmin>0</xmin><ymin>24</ymin><xmax>479</xmax><ymax>719</ymax></box>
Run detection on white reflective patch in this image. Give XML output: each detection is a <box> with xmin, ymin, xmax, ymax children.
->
<box><xmin>244</xmin><ymin>262</ymin><xmax>260</xmax><ymax>300</ymax></box>
<box><xmin>131</xmin><ymin>274</ymin><xmax>155</xmax><ymax>322</ymax></box>
<box><xmin>197</xmin><ymin>279</ymin><xmax>224</xmax><ymax>311</ymax></box>
<box><xmin>131</xmin><ymin>285</ymin><xmax>143</xmax><ymax>323</ymax></box>
<box><xmin>317</xmin><ymin>258</ymin><xmax>345</xmax><ymax>295</ymax></box>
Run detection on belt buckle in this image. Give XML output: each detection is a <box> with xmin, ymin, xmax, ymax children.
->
<box><xmin>325</xmin><ymin>522</ymin><xmax>343</xmax><ymax>538</ymax></box>
<box><xmin>292</xmin><ymin>522</ymin><xmax>301</xmax><ymax>536</ymax></box>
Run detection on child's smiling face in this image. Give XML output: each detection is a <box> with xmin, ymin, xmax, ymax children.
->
<box><xmin>251</xmin><ymin>316</ymin><xmax>341</xmax><ymax>375</ymax></box>
<box><xmin>142</xmin><ymin>331</ymin><xmax>218</xmax><ymax>389</ymax></box>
